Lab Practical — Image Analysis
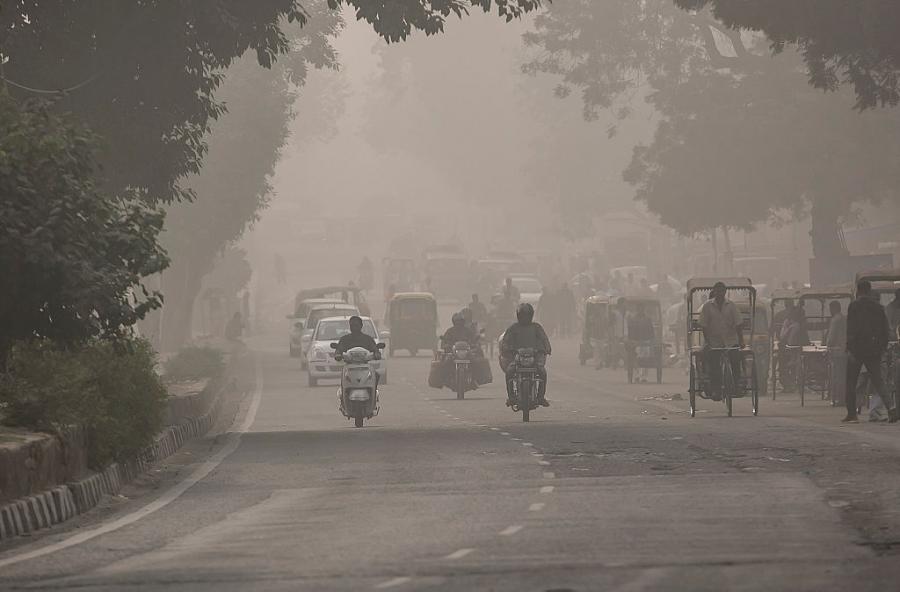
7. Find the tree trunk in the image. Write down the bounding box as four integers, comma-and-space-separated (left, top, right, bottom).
809, 196, 849, 260
159, 258, 203, 353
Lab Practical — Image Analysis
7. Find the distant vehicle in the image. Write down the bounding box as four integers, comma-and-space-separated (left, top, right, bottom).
506, 274, 543, 306
422, 245, 469, 302
299, 303, 360, 368
308, 316, 386, 389
289, 298, 344, 357
609, 266, 648, 283
386, 292, 438, 356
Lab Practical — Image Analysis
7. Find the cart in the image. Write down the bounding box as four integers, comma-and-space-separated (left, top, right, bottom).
687, 277, 759, 417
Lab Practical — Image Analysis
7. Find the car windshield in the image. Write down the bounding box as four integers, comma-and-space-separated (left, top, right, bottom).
306, 307, 357, 329
511, 277, 542, 293
314, 319, 378, 341
393, 299, 433, 320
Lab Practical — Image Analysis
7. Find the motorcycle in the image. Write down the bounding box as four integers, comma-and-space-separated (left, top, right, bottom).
508, 348, 544, 422
331, 343, 385, 428
449, 341, 475, 400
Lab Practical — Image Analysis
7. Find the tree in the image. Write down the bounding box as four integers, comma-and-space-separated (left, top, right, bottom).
524, 1, 900, 256
674, 1, 900, 110
0, 96, 167, 363
0, 1, 311, 205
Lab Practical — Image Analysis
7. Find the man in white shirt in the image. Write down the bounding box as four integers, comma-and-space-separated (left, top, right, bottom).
698, 282, 744, 400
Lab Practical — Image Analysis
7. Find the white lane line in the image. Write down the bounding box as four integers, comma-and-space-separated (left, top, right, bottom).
540, 485, 555, 494
588, 415, 597, 419
499, 525, 523, 536
476, 425, 488, 428
529, 503, 546, 512
511, 438, 523, 442
543, 472, 556, 479
522, 442, 533, 447
490, 427, 500, 431
376, 577, 412, 589
500, 432, 511, 436
0, 355, 265, 570
570, 410, 579, 414
531, 453, 543, 457
445, 548, 475, 560
538, 460, 550, 466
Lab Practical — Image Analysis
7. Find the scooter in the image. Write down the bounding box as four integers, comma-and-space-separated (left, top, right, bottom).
331, 343, 385, 428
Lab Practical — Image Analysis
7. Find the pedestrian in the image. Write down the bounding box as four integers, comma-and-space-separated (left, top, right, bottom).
843, 280, 892, 423
558, 282, 576, 337
826, 300, 847, 405
627, 303, 655, 382
538, 286, 558, 337
225, 312, 243, 341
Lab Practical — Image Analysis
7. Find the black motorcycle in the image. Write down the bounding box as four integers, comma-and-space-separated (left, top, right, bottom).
509, 348, 544, 422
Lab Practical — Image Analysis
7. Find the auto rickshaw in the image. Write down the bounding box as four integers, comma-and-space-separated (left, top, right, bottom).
793, 286, 852, 406
386, 292, 438, 357
623, 298, 664, 384
579, 295, 610, 367
686, 277, 760, 417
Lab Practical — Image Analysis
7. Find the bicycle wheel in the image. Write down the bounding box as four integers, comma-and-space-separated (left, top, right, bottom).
723, 355, 734, 417
799, 355, 805, 407
689, 358, 697, 418
751, 360, 760, 417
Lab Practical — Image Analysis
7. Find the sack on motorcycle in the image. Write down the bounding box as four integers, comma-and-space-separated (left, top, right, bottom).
473, 358, 493, 385
428, 360, 445, 389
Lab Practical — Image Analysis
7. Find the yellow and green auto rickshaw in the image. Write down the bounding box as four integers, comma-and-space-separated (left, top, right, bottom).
387, 292, 438, 357
579, 295, 610, 367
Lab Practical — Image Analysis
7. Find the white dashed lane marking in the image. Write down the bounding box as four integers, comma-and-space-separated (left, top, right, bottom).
445, 548, 475, 560
375, 577, 412, 589
543, 472, 556, 479
540, 485, 555, 494
500, 432, 511, 436
522, 442, 533, 447
529, 503, 546, 512
538, 460, 550, 466
499, 525, 524, 536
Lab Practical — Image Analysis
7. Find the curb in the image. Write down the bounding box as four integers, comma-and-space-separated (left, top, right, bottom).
0, 377, 232, 542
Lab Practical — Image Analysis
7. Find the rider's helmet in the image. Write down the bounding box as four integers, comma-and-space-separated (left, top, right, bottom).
451, 312, 465, 327
516, 303, 534, 323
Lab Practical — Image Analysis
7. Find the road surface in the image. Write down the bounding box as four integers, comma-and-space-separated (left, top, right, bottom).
3, 331, 900, 591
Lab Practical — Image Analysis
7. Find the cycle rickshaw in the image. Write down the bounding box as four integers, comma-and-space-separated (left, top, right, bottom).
687, 278, 760, 417
579, 295, 610, 367
769, 288, 800, 397
624, 298, 664, 384
794, 286, 852, 406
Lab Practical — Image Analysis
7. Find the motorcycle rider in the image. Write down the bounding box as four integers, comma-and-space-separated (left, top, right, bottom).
334, 316, 380, 359
467, 293, 488, 327
441, 312, 480, 350
500, 303, 552, 406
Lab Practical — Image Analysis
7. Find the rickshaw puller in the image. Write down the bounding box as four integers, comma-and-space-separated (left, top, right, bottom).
699, 282, 744, 400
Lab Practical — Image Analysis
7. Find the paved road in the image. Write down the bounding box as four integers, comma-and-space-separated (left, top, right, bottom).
3, 331, 900, 591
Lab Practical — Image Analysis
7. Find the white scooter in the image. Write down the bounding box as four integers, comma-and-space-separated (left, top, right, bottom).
331, 343, 385, 428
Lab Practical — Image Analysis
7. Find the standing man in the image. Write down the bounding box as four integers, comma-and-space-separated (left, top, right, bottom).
843, 280, 891, 423
627, 303, 655, 383
698, 282, 744, 401
826, 300, 847, 405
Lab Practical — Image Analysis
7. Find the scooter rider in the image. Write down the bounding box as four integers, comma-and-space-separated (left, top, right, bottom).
500, 303, 552, 406
334, 316, 380, 359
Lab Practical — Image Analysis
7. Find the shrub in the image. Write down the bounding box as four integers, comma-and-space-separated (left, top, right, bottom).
163, 346, 224, 382
0, 339, 167, 468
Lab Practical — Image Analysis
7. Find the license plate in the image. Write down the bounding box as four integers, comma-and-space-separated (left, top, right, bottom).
348, 389, 370, 401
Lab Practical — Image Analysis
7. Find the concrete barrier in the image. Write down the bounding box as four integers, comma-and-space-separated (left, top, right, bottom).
0, 373, 232, 542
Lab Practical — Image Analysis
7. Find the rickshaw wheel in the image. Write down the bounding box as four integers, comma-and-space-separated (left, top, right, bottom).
799, 356, 806, 407
751, 367, 760, 416
724, 361, 735, 417
627, 363, 634, 384
689, 362, 697, 418
656, 363, 663, 384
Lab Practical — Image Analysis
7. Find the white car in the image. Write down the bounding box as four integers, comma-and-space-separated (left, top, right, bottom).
507, 274, 543, 306
290, 298, 344, 357
299, 303, 359, 368
306, 316, 387, 387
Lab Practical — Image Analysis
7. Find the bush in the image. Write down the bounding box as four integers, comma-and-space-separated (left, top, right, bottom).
0, 339, 167, 468
163, 346, 225, 382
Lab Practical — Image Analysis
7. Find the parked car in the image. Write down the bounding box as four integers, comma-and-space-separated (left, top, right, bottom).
289, 298, 344, 357
306, 316, 386, 387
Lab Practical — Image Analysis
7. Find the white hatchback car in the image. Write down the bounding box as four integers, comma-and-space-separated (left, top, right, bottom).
306, 316, 387, 387
298, 303, 359, 368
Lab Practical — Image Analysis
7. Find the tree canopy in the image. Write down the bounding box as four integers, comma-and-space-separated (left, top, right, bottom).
674, 1, 900, 110
0, 96, 167, 361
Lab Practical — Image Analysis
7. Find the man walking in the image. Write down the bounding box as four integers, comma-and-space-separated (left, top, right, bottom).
843, 280, 892, 423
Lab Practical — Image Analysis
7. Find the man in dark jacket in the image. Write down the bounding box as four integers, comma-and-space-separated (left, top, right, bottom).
843, 280, 891, 423
334, 316, 380, 358
500, 303, 552, 406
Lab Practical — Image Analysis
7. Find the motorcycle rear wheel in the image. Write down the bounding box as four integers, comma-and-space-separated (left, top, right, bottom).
354, 416, 364, 428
